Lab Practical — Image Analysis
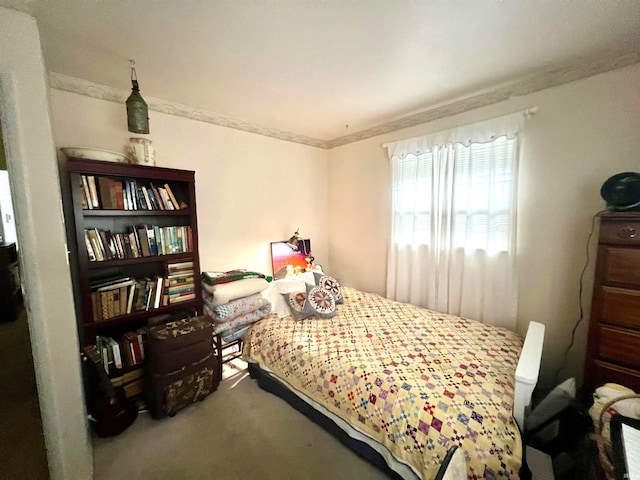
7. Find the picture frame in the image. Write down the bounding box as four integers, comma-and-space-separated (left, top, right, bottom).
270, 239, 311, 280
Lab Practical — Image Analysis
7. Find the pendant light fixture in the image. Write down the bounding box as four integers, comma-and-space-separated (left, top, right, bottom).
126, 59, 149, 134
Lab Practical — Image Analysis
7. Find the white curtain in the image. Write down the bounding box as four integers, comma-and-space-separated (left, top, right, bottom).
384, 109, 534, 330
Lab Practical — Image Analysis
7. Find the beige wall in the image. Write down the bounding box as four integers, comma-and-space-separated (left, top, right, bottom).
49, 90, 330, 276
0, 125, 6, 170
0, 7, 92, 480
329, 63, 640, 389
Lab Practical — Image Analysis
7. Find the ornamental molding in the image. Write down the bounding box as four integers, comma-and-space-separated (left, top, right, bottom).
49, 49, 639, 150
48, 73, 327, 149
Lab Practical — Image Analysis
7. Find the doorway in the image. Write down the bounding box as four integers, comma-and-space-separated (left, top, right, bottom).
0, 122, 49, 479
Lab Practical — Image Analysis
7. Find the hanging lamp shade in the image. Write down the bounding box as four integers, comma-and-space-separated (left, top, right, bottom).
126, 60, 149, 134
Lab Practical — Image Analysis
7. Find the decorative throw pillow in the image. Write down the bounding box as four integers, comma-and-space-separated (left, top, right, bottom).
281, 290, 312, 321
303, 283, 337, 319
313, 272, 343, 304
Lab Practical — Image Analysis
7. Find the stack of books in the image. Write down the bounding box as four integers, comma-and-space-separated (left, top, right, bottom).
165, 260, 195, 304
111, 368, 144, 400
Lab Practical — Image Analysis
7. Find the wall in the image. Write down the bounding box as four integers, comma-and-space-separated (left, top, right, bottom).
0, 7, 92, 480
328, 63, 640, 389
0, 125, 6, 169
49, 90, 330, 276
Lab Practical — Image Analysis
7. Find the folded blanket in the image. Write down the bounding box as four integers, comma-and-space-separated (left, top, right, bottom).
221, 325, 251, 343
204, 302, 272, 335
202, 269, 265, 286
203, 277, 269, 305
203, 292, 269, 322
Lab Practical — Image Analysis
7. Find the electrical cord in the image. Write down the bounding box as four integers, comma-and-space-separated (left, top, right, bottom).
553, 209, 609, 385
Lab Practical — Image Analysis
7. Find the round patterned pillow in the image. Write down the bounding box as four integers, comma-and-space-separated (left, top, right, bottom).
303, 284, 337, 318
282, 290, 311, 321
313, 272, 343, 304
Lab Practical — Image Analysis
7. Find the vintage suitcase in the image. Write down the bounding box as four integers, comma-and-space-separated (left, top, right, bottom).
145, 316, 219, 418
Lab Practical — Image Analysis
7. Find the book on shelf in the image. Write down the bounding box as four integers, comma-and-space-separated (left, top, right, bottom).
145, 224, 158, 256
153, 225, 163, 255
106, 337, 123, 369
97, 177, 113, 209
141, 185, 152, 210
95, 278, 134, 291
169, 291, 196, 304
126, 283, 137, 314
78, 176, 89, 209
168, 283, 195, 295
149, 183, 164, 210
168, 274, 195, 286
166, 260, 194, 273
157, 185, 174, 210
87, 175, 100, 209
137, 227, 151, 257
80, 175, 93, 209
124, 180, 134, 210
84, 234, 96, 262
153, 277, 164, 309
163, 183, 181, 210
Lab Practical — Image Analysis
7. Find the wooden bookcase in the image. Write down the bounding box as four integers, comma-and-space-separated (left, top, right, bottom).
63, 157, 203, 357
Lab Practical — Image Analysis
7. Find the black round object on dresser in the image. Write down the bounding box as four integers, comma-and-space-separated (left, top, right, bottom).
601, 172, 640, 211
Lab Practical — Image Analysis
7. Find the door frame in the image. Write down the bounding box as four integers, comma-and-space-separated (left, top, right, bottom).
0, 7, 92, 480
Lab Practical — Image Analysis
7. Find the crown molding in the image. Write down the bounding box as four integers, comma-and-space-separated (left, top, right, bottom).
49, 49, 639, 150
48, 73, 328, 149
325, 49, 640, 148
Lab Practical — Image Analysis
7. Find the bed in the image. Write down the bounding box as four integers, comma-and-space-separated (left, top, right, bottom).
243, 284, 544, 479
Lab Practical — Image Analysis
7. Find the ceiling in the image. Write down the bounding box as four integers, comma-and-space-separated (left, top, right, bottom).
2, 1, 640, 146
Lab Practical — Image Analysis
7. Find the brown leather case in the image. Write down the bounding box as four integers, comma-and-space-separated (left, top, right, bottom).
145, 316, 219, 418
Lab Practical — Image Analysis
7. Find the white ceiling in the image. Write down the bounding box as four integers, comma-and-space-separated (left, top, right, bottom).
3, 0, 640, 144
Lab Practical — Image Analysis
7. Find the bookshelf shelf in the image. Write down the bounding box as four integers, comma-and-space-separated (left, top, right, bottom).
82, 209, 193, 217
62, 156, 203, 401
83, 299, 200, 331
87, 252, 194, 269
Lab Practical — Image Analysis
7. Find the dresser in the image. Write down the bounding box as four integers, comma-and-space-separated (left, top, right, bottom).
584, 212, 640, 393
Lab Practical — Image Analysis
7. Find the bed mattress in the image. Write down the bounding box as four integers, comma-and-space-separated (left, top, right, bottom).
243, 286, 524, 479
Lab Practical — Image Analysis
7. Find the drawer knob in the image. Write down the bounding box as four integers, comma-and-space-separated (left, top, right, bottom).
618, 225, 637, 239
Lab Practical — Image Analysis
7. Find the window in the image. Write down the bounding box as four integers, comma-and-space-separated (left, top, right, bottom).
385, 110, 533, 328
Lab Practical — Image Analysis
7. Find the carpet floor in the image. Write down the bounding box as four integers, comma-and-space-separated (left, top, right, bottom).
93, 360, 393, 480
0, 308, 49, 480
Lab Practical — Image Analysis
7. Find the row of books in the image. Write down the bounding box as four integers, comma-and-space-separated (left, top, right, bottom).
95, 332, 145, 399
79, 174, 184, 211
89, 261, 196, 322
95, 329, 146, 374
85, 224, 192, 262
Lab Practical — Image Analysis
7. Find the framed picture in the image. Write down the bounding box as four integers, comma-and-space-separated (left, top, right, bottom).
270, 239, 311, 280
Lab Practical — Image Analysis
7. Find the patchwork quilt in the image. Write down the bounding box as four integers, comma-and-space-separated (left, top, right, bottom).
203, 294, 272, 336
244, 287, 524, 479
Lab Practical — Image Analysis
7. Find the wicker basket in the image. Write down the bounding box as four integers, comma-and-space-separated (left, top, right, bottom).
595, 393, 640, 480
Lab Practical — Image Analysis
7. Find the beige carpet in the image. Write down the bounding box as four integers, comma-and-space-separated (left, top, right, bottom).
93, 360, 392, 480
0, 309, 49, 480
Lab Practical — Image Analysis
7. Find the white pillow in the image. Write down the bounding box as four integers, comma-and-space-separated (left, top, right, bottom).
264, 272, 316, 318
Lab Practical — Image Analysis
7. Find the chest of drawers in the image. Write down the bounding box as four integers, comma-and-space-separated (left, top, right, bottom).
584, 213, 640, 393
